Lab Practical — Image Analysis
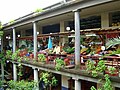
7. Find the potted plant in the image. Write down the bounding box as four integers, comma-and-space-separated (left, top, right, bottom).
55, 58, 65, 71
38, 54, 46, 63
86, 60, 106, 77
107, 66, 118, 76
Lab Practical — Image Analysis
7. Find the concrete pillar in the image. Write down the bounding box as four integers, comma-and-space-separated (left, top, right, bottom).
33, 68, 39, 90
12, 28, 16, 53
13, 63, 17, 81
33, 21, 38, 59
74, 10, 80, 68
75, 79, 81, 90
60, 21, 65, 46
101, 12, 109, 28
1, 36, 4, 81
61, 75, 69, 90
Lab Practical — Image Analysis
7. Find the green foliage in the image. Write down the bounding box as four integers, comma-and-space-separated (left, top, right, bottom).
40, 72, 58, 87
96, 60, 106, 72
9, 20, 15, 24
34, 8, 43, 13
0, 22, 2, 30
86, 60, 106, 77
108, 67, 116, 74
103, 74, 113, 90
91, 86, 97, 90
0, 51, 6, 65
17, 63, 23, 79
55, 58, 65, 71
86, 60, 95, 71
111, 49, 120, 55
23, 56, 29, 62
63, 47, 75, 54
106, 37, 120, 49
87, 60, 113, 90
0, 80, 4, 87
8, 80, 37, 90
6, 50, 12, 59
11, 50, 20, 60
38, 54, 46, 62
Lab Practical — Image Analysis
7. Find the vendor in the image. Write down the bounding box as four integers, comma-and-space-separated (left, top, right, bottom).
53, 43, 61, 54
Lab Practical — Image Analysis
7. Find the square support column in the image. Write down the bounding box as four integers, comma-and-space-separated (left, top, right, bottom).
74, 10, 80, 68
13, 63, 17, 81
101, 12, 109, 28
60, 21, 68, 46
73, 77, 81, 90
12, 27, 16, 53
61, 75, 69, 90
1, 37, 4, 81
33, 21, 38, 59
75, 79, 81, 90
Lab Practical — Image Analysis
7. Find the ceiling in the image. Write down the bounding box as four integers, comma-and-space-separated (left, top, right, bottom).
5, 0, 120, 32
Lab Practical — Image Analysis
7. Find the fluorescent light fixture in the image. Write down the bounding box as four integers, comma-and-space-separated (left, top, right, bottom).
68, 35, 75, 38
86, 34, 96, 37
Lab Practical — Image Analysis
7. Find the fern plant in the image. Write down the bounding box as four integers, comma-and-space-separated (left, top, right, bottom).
106, 37, 120, 49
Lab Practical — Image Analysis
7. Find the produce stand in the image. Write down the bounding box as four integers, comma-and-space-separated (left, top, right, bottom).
14, 26, 120, 76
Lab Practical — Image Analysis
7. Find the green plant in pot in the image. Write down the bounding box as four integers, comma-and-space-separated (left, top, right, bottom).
38, 54, 46, 63
86, 60, 106, 77
108, 66, 117, 75
55, 58, 65, 71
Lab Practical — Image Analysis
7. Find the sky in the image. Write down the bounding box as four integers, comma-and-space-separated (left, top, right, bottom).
0, 0, 62, 24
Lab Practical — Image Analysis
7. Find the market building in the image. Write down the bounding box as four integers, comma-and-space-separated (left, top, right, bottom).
1, 0, 120, 90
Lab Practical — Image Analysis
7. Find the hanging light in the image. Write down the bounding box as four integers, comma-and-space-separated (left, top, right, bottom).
66, 27, 70, 31
8, 36, 11, 39
17, 34, 20, 37
37, 32, 39, 35
6, 36, 8, 39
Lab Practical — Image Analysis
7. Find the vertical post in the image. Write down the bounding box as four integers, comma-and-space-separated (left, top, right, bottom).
1, 36, 4, 81
13, 27, 16, 53
34, 68, 39, 90
33, 21, 37, 59
1, 36, 3, 51
13, 63, 17, 81
74, 9, 80, 68
75, 79, 81, 90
